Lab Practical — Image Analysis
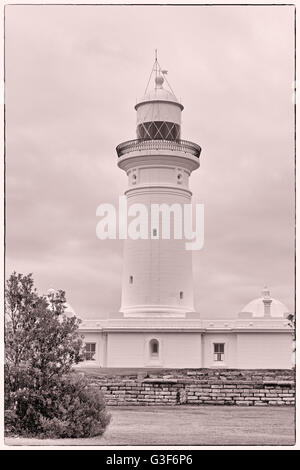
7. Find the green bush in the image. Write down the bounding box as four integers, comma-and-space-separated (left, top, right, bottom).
39, 374, 111, 438
5, 273, 111, 439
5, 371, 111, 438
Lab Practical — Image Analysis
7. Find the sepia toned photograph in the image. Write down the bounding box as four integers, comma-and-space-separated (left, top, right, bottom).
3, 2, 296, 449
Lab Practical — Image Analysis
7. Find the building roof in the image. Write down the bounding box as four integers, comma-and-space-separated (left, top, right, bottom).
78, 317, 292, 333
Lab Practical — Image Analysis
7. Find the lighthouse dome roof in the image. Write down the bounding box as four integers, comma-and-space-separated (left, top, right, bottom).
135, 75, 183, 110
240, 288, 289, 318
142, 87, 179, 104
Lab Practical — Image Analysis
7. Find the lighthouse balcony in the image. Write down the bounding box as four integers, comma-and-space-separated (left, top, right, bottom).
116, 138, 201, 159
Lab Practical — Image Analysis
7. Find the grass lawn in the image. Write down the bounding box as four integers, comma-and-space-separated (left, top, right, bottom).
5, 405, 295, 446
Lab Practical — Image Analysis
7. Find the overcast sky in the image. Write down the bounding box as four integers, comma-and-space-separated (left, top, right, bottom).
5, 4, 295, 318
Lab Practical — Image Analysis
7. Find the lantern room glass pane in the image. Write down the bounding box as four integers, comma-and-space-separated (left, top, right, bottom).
137, 121, 180, 141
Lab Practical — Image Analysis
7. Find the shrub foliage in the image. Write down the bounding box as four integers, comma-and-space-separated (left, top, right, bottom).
5, 272, 110, 438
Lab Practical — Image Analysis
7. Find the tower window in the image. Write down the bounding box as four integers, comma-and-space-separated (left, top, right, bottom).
214, 343, 225, 362
152, 228, 157, 237
84, 342, 96, 361
150, 339, 159, 357
129, 275, 133, 284
180, 291, 184, 299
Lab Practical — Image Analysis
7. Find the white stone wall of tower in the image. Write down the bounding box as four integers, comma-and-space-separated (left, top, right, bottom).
120, 187, 195, 316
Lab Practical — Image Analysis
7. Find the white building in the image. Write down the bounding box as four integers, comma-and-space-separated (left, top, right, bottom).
78, 62, 293, 370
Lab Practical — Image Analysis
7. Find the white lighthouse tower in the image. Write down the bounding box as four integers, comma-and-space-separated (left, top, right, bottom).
117, 57, 201, 319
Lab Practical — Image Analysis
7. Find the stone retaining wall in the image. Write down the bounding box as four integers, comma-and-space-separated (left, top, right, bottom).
86, 369, 295, 406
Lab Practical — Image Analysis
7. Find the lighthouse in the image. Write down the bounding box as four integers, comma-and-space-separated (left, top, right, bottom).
117, 57, 201, 319
79, 58, 293, 369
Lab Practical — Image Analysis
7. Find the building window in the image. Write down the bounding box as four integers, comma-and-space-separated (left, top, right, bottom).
214, 343, 225, 362
129, 275, 133, 284
150, 339, 159, 357
152, 228, 157, 237
85, 342, 96, 361
180, 291, 184, 299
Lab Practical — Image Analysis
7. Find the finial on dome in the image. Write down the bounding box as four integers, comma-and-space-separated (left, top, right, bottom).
262, 286, 272, 317
262, 286, 271, 299
155, 75, 164, 88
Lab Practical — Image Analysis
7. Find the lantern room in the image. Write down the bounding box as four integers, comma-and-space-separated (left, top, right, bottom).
135, 72, 184, 141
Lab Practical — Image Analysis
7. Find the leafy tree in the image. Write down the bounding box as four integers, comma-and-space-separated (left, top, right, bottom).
5, 272, 110, 437
5, 273, 83, 373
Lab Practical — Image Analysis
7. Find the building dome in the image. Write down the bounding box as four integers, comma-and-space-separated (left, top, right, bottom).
240, 287, 289, 318
136, 87, 182, 108
64, 302, 77, 318
47, 288, 77, 318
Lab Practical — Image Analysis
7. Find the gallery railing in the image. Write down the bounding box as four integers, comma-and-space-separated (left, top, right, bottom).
116, 139, 201, 158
